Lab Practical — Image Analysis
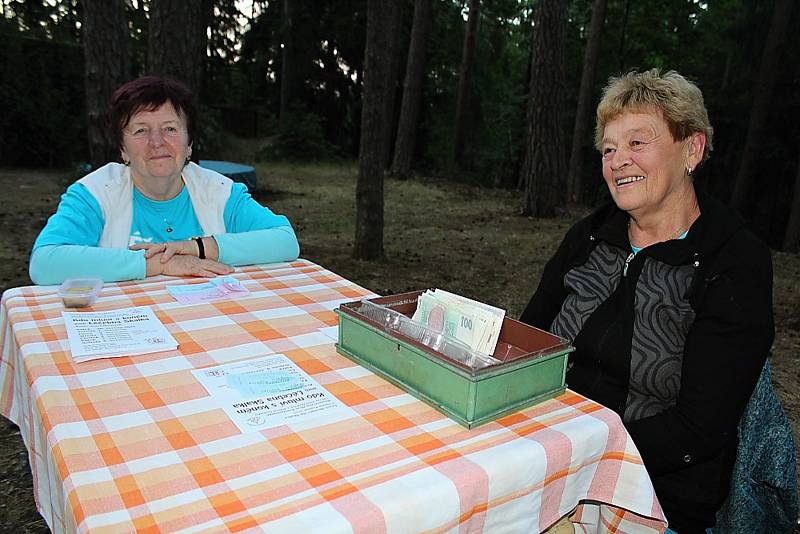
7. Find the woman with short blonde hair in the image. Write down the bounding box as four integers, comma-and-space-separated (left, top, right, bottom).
522, 69, 773, 533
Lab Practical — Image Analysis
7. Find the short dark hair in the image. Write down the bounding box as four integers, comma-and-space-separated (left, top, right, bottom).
109, 76, 197, 152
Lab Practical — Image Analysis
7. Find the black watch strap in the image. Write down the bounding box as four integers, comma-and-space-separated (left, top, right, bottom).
193, 236, 206, 259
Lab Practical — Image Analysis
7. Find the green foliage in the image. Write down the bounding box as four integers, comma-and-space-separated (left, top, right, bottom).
0, 29, 86, 166
234, 0, 366, 155
7, 0, 82, 42
416, 0, 473, 173
418, 0, 531, 183
256, 107, 338, 162
2, 0, 799, 245
193, 105, 225, 160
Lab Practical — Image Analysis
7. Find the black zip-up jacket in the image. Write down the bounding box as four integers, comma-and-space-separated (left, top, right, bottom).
520, 193, 774, 533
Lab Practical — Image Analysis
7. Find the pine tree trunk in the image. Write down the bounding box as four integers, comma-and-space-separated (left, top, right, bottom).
82, 0, 130, 169
452, 0, 480, 169
617, 0, 630, 71
783, 146, 800, 253
391, 0, 432, 180
520, 0, 567, 217
730, 0, 792, 212
354, 0, 396, 260
279, 0, 294, 128
147, 0, 206, 97
380, 3, 404, 169
567, 0, 606, 204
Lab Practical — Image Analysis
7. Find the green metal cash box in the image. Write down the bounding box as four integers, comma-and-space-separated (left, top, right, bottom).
335, 291, 573, 428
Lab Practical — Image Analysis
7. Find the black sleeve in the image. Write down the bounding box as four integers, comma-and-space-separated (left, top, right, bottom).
625, 232, 774, 475
519, 218, 591, 330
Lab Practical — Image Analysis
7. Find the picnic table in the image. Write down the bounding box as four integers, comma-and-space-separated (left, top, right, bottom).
199, 160, 257, 191
0, 260, 667, 533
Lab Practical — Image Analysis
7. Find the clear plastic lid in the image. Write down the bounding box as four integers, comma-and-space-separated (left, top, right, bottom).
356, 300, 501, 370
58, 278, 103, 308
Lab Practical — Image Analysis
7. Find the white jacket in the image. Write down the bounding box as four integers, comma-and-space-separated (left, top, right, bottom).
78, 162, 232, 248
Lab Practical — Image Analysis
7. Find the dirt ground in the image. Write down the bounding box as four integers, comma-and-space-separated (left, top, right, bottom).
0, 163, 798, 532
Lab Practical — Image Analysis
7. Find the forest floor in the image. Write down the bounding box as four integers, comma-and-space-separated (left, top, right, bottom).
0, 151, 798, 531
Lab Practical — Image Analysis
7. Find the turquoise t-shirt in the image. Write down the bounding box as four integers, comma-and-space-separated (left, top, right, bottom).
128, 186, 204, 245
630, 229, 689, 254
30, 182, 299, 284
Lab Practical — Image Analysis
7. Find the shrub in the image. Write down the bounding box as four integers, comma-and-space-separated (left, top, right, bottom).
256, 107, 337, 162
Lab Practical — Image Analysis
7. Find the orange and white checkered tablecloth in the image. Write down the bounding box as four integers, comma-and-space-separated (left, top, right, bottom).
0, 260, 667, 533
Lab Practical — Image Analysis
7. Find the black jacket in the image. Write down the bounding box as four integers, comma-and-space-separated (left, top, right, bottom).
520, 193, 774, 533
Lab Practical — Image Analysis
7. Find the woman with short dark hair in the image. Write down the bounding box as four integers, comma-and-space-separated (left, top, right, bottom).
30, 76, 299, 284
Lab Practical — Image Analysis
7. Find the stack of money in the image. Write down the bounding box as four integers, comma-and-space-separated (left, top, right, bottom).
411, 289, 505, 356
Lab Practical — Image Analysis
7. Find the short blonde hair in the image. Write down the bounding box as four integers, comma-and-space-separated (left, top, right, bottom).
595, 69, 714, 164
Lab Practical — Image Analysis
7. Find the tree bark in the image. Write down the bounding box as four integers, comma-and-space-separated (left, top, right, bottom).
617, 0, 630, 71
730, 0, 793, 212
82, 0, 130, 169
279, 0, 295, 128
783, 144, 800, 253
147, 0, 206, 97
354, 0, 397, 260
391, 0, 432, 180
519, 0, 567, 217
567, 0, 606, 204
452, 0, 480, 169
380, 3, 404, 170
138, 0, 147, 25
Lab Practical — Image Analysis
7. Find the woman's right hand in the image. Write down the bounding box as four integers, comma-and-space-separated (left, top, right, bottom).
146, 252, 233, 278
132, 237, 219, 263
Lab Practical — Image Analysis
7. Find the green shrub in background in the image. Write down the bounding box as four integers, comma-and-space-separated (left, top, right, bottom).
255, 110, 278, 139
193, 105, 225, 160
0, 30, 87, 167
256, 106, 338, 162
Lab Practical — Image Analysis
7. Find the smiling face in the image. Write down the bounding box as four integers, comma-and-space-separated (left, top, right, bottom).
600, 110, 704, 218
120, 101, 190, 195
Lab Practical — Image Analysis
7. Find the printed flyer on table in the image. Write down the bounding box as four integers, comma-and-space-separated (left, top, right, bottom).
192, 353, 356, 432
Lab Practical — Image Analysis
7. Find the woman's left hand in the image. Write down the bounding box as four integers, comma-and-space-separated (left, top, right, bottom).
131, 240, 197, 263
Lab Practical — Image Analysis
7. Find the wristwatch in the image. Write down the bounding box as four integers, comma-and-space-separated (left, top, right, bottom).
192, 236, 206, 259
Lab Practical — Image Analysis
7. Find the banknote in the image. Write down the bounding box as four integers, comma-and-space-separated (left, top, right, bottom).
413, 292, 478, 348
412, 290, 505, 355
429, 289, 505, 354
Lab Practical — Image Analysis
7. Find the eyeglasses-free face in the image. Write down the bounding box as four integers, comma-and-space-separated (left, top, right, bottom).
600, 110, 703, 219
124, 124, 186, 142
120, 102, 191, 197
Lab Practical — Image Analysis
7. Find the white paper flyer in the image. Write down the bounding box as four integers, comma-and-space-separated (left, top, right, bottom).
62, 306, 178, 363
192, 354, 356, 432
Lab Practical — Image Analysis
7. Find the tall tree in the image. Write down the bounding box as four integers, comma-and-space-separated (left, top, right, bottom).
729, 0, 793, 212
783, 144, 800, 253
148, 0, 206, 97
82, 0, 130, 168
519, 0, 567, 217
567, 0, 607, 204
391, 0, 432, 179
380, 3, 405, 169
354, 0, 398, 260
616, 0, 630, 71
452, 0, 480, 169
279, 0, 295, 127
